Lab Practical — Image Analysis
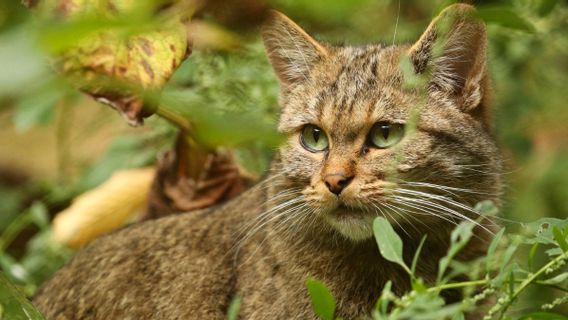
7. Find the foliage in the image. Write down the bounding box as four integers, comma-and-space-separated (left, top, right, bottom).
0, 271, 45, 320
307, 212, 568, 319
307, 278, 337, 320
0, 0, 567, 319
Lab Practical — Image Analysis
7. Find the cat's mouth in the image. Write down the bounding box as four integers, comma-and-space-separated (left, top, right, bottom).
330, 203, 370, 219
323, 203, 376, 241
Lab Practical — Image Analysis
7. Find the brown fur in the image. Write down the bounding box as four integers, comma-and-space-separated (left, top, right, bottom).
34, 4, 502, 319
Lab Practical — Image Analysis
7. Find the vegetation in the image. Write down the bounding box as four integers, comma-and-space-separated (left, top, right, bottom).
0, 0, 567, 319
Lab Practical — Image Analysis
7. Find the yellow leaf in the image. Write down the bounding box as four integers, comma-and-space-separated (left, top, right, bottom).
53, 167, 155, 248
36, 0, 190, 125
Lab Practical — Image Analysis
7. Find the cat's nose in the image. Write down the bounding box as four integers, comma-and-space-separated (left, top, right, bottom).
324, 174, 353, 195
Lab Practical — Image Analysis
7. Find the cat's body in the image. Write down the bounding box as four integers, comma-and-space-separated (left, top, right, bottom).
34, 4, 502, 319
33, 177, 492, 319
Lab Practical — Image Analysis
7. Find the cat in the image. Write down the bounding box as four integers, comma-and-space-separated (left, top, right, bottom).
33, 4, 502, 319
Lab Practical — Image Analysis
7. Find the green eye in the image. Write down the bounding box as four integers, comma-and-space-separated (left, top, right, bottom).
300, 124, 329, 152
369, 122, 404, 148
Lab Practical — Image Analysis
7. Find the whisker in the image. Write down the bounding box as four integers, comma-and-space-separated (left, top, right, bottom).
391, 195, 494, 235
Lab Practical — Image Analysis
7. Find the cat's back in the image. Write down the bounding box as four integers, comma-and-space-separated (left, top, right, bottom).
33, 187, 263, 319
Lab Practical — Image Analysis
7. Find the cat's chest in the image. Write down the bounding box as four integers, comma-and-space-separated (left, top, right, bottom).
234, 241, 396, 319
237, 268, 377, 320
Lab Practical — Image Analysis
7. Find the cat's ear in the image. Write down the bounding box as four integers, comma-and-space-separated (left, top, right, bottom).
409, 4, 490, 123
262, 11, 328, 89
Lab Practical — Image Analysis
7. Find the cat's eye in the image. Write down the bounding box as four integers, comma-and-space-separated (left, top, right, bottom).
300, 124, 329, 152
369, 122, 404, 149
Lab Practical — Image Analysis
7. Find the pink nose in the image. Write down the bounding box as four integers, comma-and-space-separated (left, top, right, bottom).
324, 174, 353, 195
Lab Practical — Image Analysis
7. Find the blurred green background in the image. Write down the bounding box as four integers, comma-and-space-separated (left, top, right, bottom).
0, 0, 567, 317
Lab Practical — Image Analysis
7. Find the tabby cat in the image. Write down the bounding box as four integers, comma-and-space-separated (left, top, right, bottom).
34, 4, 502, 319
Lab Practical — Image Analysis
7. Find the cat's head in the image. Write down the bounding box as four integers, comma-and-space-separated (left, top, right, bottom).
262, 4, 501, 241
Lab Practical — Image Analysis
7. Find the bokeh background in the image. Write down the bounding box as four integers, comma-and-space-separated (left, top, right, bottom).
0, 0, 567, 317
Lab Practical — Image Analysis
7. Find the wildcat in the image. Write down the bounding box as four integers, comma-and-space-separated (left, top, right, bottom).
34, 4, 502, 319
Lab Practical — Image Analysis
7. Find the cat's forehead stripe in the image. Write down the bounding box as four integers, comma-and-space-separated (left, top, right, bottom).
307, 46, 410, 133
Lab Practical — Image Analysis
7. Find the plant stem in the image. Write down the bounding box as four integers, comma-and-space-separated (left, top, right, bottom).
498, 250, 568, 316
155, 106, 192, 132
427, 279, 488, 293
0, 212, 32, 252
427, 277, 568, 294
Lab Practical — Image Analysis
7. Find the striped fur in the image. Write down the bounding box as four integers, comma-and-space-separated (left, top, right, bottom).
34, 5, 502, 319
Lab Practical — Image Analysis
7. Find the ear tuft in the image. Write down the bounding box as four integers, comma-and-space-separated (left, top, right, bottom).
409, 4, 490, 120
262, 11, 328, 89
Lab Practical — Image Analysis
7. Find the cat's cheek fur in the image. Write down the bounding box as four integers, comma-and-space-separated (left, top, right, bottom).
279, 138, 323, 181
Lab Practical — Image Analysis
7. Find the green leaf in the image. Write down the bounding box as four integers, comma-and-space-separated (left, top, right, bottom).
226, 295, 241, 320
306, 278, 336, 320
0, 271, 45, 320
518, 312, 568, 320
528, 241, 539, 271
411, 277, 427, 293
508, 269, 515, 296
160, 89, 282, 147
474, 200, 499, 217
438, 222, 474, 282
373, 217, 410, 274
411, 235, 427, 278
375, 280, 392, 315
541, 273, 568, 285
536, 0, 559, 16
525, 218, 568, 247
492, 241, 519, 287
476, 7, 536, 33
486, 228, 505, 272
0, 28, 48, 97
29, 202, 49, 229
13, 87, 60, 132
552, 226, 568, 252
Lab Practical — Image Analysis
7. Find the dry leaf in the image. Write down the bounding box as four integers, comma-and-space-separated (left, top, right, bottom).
141, 133, 255, 220
188, 20, 241, 51
36, 0, 190, 126
199, 0, 270, 30
53, 167, 155, 248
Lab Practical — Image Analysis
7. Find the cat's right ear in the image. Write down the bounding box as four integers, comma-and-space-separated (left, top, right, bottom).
262, 11, 328, 89
409, 4, 491, 125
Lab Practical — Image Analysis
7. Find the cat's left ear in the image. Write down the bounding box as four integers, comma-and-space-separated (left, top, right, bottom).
409, 4, 490, 125
262, 11, 328, 90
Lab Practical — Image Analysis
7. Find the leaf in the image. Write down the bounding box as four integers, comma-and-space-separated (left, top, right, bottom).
141, 134, 255, 220
0, 271, 45, 320
12, 88, 59, 132
528, 241, 539, 271
508, 269, 515, 296
35, 0, 190, 126
525, 218, 568, 246
474, 200, 499, 217
0, 255, 30, 284
552, 226, 568, 252
29, 202, 49, 229
411, 235, 427, 278
486, 228, 505, 272
518, 312, 568, 320
373, 217, 410, 274
438, 222, 474, 282
476, 7, 536, 33
536, 0, 559, 16
160, 89, 282, 147
375, 280, 393, 315
541, 273, 568, 285
492, 242, 520, 287
226, 295, 241, 320
306, 278, 336, 320
0, 28, 48, 98
53, 167, 155, 248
